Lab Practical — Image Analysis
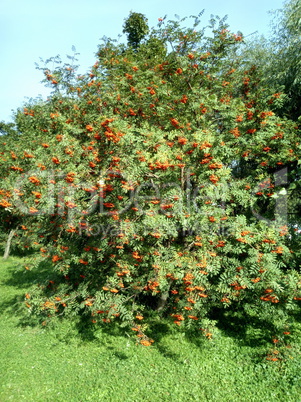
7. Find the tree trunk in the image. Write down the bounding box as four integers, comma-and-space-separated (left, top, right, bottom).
3, 229, 15, 259
156, 290, 169, 311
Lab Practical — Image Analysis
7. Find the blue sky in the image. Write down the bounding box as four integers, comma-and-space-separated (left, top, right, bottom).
1, 0, 285, 123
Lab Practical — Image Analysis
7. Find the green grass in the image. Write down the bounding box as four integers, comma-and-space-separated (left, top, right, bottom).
0, 256, 301, 401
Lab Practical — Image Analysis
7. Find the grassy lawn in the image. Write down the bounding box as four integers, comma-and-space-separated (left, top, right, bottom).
0, 256, 301, 401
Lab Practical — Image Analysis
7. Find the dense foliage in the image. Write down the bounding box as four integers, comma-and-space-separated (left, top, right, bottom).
1, 11, 300, 344
243, 0, 301, 121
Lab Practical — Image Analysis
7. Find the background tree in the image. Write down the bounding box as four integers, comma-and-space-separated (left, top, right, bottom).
241, 0, 301, 121
270, 0, 301, 121
122, 12, 149, 50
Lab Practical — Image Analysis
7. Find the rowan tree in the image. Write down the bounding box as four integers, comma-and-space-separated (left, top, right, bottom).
1, 12, 300, 344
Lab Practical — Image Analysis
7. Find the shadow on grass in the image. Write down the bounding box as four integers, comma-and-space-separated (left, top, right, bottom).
0, 257, 63, 328
209, 307, 288, 347
1, 259, 58, 290
1, 256, 300, 360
